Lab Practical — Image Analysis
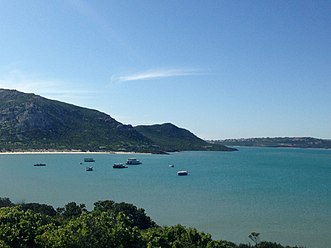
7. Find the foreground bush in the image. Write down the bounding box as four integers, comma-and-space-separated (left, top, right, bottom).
0, 198, 302, 248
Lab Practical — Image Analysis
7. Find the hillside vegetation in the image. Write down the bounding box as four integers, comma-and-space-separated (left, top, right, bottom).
0, 89, 235, 153
0, 89, 152, 152
135, 123, 236, 152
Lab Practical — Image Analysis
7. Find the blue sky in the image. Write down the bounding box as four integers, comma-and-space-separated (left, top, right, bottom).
0, 0, 330, 139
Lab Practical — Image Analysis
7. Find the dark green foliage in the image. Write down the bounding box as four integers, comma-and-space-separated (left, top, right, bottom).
143, 224, 217, 248
93, 199, 116, 211
238, 239, 304, 248
57, 202, 87, 219
255, 241, 303, 248
0, 197, 301, 248
142, 224, 238, 248
36, 212, 146, 248
20, 203, 57, 217
0, 206, 51, 248
94, 200, 157, 229
0, 197, 13, 208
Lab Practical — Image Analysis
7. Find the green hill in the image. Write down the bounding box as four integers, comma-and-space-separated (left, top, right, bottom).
0, 89, 235, 153
135, 123, 237, 152
0, 89, 152, 152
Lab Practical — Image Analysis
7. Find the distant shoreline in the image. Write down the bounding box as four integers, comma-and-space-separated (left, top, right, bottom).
211, 137, 331, 149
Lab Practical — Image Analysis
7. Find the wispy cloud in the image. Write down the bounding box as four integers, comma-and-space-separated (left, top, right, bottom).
0, 67, 102, 104
0, 68, 57, 93
111, 68, 208, 83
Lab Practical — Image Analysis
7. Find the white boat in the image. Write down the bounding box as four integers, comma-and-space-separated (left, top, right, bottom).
169, 164, 174, 168
126, 158, 142, 165
86, 166, 93, 171
177, 170, 188, 176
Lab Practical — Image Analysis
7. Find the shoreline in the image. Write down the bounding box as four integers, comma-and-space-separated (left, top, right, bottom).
0, 150, 151, 155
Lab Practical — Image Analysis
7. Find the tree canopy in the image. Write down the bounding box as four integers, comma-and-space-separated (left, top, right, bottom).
0, 198, 302, 248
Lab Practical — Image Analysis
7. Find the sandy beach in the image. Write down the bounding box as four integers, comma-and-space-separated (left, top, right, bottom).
0, 150, 150, 155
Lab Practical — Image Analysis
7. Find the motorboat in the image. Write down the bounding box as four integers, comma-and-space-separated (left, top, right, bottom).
34, 163, 46, 167
86, 166, 93, 171
126, 158, 142, 165
84, 158, 95, 162
169, 164, 174, 168
113, 163, 128, 169
177, 170, 188, 176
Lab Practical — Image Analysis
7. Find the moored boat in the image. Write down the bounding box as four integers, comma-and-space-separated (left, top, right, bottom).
177, 170, 188, 176
126, 158, 142, 165
34, 163, 46, 167
113, 163, 128, 169
84, 158, 95, 162
86, 166, 93, 171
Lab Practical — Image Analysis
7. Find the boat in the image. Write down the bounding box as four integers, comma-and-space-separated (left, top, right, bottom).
177, 170, 188, 176
34, 163, 46, 167
169, 164, 174, 168
113, 163, 128, 169
86, 166, 93, 171
84, 158, 95, 162
126, 158, 142, 165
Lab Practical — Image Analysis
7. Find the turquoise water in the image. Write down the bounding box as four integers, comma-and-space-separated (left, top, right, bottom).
0, 147, 330, 247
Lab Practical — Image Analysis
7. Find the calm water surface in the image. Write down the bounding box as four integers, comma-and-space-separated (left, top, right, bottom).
1, 147, 330, 248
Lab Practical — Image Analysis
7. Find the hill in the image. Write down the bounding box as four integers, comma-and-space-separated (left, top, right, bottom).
135, 123, 236, 152
212, 137, 331, 149
0, 89, 153, 152
0, 89, 235, 153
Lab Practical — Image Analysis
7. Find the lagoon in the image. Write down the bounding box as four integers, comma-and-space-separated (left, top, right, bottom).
1, 147, 330, 248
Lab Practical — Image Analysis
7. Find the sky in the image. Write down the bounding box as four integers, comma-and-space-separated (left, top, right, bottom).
0, 0, 330, 140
